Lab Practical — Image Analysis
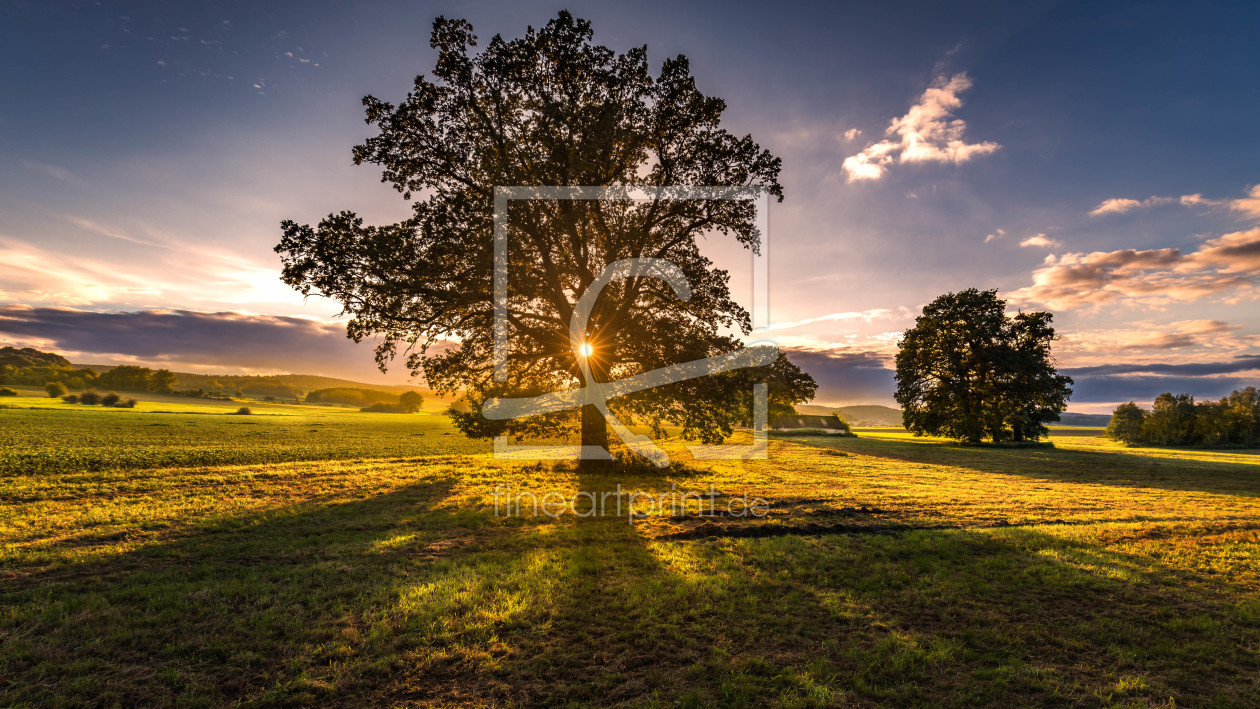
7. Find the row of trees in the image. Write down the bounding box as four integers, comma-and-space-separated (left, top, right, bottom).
1107, 388, 1260, 447
0, 349, 177, 394
361, 392, 424, 414
306, 387, 399, 407
95, 365, 177, 393
62, 390, 138, 408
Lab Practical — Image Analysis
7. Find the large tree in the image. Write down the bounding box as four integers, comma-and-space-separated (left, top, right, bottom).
894, 289, 1072, 443
276, 12, 815, 457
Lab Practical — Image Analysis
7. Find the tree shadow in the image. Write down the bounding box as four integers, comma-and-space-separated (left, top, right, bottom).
5, 465, 1259, 707
799, 434, 1260, 498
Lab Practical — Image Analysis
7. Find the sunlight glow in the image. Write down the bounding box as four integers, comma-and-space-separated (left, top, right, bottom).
578, 342, 594, 358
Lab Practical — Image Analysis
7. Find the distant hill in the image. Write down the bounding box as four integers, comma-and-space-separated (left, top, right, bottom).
797, 404, 904, 427
1, 346, 72, 369
72, 363, 445, 400
1053, 412, 1111, 427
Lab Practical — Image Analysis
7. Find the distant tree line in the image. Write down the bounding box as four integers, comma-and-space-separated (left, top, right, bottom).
306, 387, 398, 407
360, 391, 423, 414
0, 348, 177, 393
1107, 388, 1260, 447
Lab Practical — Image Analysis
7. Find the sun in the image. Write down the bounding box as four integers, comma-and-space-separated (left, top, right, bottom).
578, 342, 594, 358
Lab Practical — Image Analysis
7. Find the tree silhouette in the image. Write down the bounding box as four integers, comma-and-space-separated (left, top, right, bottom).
895, 289, 1072, 443
276, 12, 815, 456
399, 391, 423, 414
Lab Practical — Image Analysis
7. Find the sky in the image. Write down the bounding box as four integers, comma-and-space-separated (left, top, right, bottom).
2, 0, 1259, 412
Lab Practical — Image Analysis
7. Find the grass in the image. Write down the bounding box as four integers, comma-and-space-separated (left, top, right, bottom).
0, 390, 484, 476
1, 402, 1258, 706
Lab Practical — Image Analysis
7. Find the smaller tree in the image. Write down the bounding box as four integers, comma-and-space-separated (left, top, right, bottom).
45, 381, 68, 398
1105, 402, 1147, 445
399, 391, 423, 413
101, 392, 121, 407
78, 391, 101, 405
894, 289, 1072, 443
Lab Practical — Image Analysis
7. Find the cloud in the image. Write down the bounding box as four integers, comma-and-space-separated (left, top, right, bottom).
0, 233, 304, 312
20, 160, 81, 184
760, 308, 899, 332
1019, 234, 1060, 248
781, 348, 897, 406
843, 128, 861, 141
1065, 354, 1260, 378
1089, 198, 1147, 216
65, 216, 169, 248
1088, 184, 1260, 219
1006, 228, 1260, 309
984, 228, 1006, 243
842, 73, 1000, 182
1065, 373, 1256, 404
1232, 185, 1260, 220
1059, 320, 1244, 356
0, 306, 428, 383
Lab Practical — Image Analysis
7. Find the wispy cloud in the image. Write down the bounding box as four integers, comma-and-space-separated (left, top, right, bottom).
65, 216, 170, 248
20, 160, 81, 184
0, 233, 304, 311
842, 73, 1000, 182
984, 228, 1006, 243
760, 308, 900, 332
0, 305, 409, 382
1088, 184, 1260, 219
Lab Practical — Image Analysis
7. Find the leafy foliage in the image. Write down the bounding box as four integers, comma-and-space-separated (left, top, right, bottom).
276, 12, 815, 453
0, 346, 71, 369
1107, 387, 1259, 447
399, 391, 423, 413
895, 289, 1072, 443
305, 387, 398, 407
96, 365, 176, 393
0, 346, 98, 390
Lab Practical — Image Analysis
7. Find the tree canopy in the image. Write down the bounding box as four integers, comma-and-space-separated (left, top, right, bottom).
1107, 388, 1259, 447
894, 288, 1072, 443
276, 12, 816, 454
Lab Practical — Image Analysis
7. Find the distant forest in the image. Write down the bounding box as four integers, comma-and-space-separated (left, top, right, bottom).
0, 346, 436, 401
1107, 388, 1259, 447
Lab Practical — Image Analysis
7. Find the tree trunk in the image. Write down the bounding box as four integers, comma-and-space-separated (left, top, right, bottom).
581, 404, 608, 451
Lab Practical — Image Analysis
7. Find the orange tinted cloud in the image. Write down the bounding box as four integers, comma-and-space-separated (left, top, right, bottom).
1007, 229, 1260, 309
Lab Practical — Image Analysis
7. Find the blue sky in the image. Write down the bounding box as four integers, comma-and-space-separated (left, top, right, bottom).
2, 0, 1258, 410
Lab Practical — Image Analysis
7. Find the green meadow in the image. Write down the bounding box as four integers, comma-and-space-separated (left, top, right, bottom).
2, 393, 1258, 707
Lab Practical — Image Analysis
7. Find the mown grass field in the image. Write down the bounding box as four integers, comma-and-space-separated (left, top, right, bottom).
1, 394, 1258, 707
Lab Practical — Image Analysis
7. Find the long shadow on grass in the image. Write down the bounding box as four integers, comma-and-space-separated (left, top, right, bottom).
799, 435, 1260, 497
458, 508, 1260, 706
5, 465, 1258, 707
0, 475, 472, 706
